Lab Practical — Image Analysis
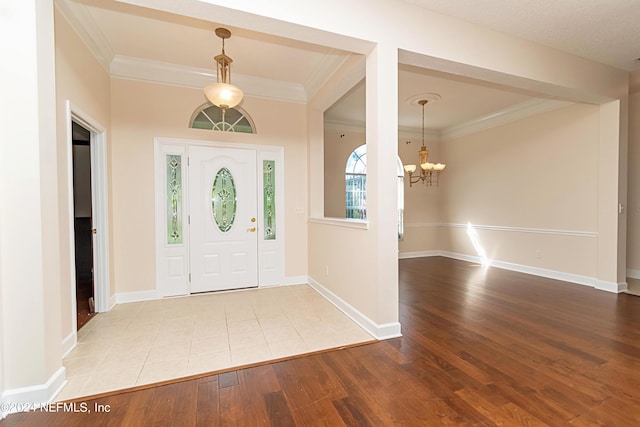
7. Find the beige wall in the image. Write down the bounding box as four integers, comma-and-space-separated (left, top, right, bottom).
398, 132, 443, 254
54, 9, 112, 342
439, 103, 600, 277
110, 78, 308, 294
323, 125, 443, 253
626, 87, 640, 274
323, 128, 364, 218
309, 44, 400, 330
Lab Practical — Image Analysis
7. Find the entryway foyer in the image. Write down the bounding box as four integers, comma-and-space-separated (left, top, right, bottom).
57, 284, 373, 401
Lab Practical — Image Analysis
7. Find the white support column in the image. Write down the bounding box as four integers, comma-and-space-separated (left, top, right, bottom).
596, 100, 628, 292
0, 0, 64, 409
308, 109, 325, 218
366, 42, 400, 330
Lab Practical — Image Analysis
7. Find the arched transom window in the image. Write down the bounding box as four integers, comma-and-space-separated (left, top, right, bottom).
189, 103, 256, 133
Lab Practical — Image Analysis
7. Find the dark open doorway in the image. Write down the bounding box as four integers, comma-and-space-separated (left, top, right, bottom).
72, 121, 96, 329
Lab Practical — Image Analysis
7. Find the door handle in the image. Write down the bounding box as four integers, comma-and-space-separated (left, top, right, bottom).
247, 227, 256, 232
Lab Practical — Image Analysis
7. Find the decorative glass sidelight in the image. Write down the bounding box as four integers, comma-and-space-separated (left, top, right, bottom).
212, 167, 237, 232
263, 160, 276, 240
166, 155, 183, 244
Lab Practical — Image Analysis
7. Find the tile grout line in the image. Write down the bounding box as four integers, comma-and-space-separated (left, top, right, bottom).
60, 284, 372, 401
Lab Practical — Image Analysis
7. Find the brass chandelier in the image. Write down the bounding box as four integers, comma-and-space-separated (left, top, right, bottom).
204, 28, 244, 110
403, 98, 446, 187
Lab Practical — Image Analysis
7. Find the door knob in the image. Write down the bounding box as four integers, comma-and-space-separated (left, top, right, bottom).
247, 227, 257, 232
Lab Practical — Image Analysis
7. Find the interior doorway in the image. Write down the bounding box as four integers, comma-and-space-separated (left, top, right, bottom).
65, 101, 110, 345
72, 121, 95, 329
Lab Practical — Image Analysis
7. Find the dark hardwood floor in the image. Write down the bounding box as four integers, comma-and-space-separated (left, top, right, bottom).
76, 278, 96, 330
3, 257, 640, 426
74, 217, 95, 330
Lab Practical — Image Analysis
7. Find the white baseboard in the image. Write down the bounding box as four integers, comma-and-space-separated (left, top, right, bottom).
440, 250, 599, 287
266, 275, 308, 286
116, 278, 308, 306
114, 290, 159, 305
626, 268, 640, 280
307, 276, 401, 340
595, 280, 628, 293
1, 367, 66, 417
61, 331, 77, 358
492, 259, 597, 288
412, 250, 627, 294
434, 251, 480, 265
398, 250, 440, 259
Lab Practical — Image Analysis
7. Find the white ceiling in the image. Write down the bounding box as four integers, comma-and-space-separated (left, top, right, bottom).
60, 0, 637, 133
405, 0, 640, 72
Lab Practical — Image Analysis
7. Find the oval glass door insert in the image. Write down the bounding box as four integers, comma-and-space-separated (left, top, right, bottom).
211, 167, 237, 232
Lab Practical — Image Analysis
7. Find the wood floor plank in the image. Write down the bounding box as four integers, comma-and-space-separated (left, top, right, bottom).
271, 355, 348, 411
169, 380, 198, 427
4, 257, 640, 426
331, 396, 372, 427
320, 348, 449, 425
263, 391, 295, 427
217, 371, 238, 389
195, 377, 220, 426
454, 388, 530, 427
142, 384, 179, 426
218, 381, 245, 426
289, 397, 348, 426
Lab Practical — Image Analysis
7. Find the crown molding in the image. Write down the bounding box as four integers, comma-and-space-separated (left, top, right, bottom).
57, 1, 573, 123
324, 120, 440, 140
110, 55, 212, 89
305, 53, 352, 101
398, 125, 440, 140
57, 0, 307, 103
441, 99, 571, 141
55, 0, 114, 73
324, 119, 365, 133
110, 55, 307, 103
326, 99, 569, 141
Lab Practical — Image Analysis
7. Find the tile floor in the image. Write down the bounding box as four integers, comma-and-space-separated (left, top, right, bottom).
56, 284, 374, 401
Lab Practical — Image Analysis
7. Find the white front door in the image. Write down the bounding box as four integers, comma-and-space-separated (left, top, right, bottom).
189, 145, 258, 292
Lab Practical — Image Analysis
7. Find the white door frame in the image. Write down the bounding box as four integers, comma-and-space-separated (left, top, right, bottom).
65, 101, 111, 335
154, 137, 285, 297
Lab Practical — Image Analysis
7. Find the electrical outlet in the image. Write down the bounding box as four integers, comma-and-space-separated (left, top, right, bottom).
535, 250, 541, 259
325, 266, 329, 276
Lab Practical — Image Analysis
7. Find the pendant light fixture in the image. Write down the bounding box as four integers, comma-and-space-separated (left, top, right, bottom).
204, 28, 244, 109
403, 96, 446, 187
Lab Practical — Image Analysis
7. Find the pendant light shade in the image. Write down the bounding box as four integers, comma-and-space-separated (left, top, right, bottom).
204, 82, 243, 109
205, 28, 243, 109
